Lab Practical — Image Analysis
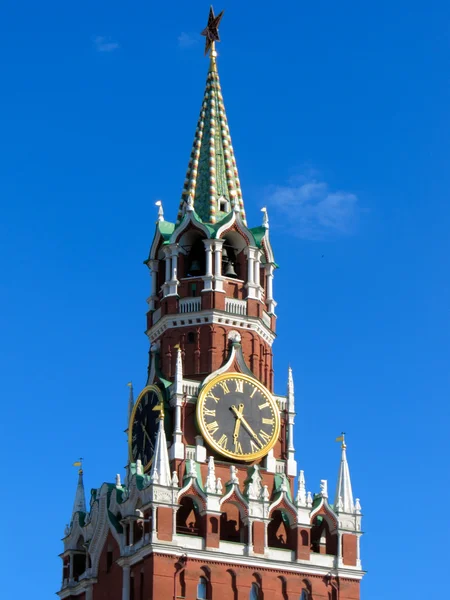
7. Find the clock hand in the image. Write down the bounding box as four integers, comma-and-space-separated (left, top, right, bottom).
141, 422, 153, 445
230, 405, 262, 447
231, 403, 244, 442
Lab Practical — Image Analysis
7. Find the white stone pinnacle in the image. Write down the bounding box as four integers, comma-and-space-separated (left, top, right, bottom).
72, 468, 87, 516
320, 479, 328, 498
155, 200, 164, 221
206, 456, 217, 493
174, 346, 183, 394
296, 470, 306, 506
334, 441, 354, 514
149, 416, 171, 486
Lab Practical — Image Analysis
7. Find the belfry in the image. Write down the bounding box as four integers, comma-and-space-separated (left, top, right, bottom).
59, 9, 364, 600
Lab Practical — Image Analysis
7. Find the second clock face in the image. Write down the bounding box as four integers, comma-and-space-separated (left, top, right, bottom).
197, 372, 280, 461
128, 384, 164, 472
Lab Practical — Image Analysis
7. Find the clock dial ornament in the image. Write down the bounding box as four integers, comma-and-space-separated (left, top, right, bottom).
128, 384, 165, 472
197, 373, 280, 461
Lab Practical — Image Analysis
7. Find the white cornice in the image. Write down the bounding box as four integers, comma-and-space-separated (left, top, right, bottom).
116, 542, 365, 580
147, 309, 276, 346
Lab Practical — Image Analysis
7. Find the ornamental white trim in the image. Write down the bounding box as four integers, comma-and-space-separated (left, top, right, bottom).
147, 309, 275, 346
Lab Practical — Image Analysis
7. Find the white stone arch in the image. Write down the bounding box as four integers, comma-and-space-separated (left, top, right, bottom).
169, 212, 212, 245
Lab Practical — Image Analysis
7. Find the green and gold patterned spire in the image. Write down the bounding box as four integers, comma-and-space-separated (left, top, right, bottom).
177, 9, 245, 225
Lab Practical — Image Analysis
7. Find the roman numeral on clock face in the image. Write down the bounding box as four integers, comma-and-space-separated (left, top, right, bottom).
217, 434, 228, 449
250, 440, 260, 453
234, 440, 243, 454
262, 417, 274, 425
259, 430, 271, 443
234, 379, 244, 393
203, 408, 216, 417
206, 421, 219, 435
206, 391, 220, 403
219, 381, 230, 394
258, 401, 270, 410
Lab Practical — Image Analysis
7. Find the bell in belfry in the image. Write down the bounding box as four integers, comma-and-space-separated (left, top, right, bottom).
224, 260, 238, 278
189, 259, 202, 276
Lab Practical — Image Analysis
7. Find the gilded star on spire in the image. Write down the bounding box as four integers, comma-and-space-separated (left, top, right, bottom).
201, 6, 224, 56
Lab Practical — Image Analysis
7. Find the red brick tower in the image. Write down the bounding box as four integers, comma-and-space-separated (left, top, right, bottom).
59, 9, 364, 600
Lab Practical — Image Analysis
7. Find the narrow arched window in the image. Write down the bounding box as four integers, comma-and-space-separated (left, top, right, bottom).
250, 582, 260, 600
300, 590, 309, 600
197, 576, 208, 599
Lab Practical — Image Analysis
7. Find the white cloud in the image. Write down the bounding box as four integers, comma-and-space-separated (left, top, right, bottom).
178, 32, 198, 49
265, 174, 358, 239
94, 36, 120, 53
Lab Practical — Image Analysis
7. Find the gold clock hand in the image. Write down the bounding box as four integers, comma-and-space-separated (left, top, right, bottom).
141, 422, 152, 445
231, 405, 262, 447
231, 403, 244, 441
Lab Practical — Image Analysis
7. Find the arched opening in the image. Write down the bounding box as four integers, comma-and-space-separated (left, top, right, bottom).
310, 516, 337, 555
278, 576, 288, 600
176, 497, 202, 536
72, 536, 86, 581
210, 516, 218, 534
301, 530, 309, 547
179, 231, 207, 278
250, 575, 263, 600
300, 579, 312, 600
221, 232, 247, 280
197, 576, 208, 599
227, 569, 238, 600
268, 510, 292, 549
187, 331, 195, 344
220, 503, 248, 543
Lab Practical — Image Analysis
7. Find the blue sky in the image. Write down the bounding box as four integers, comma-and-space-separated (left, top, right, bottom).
1, 0, 449, 597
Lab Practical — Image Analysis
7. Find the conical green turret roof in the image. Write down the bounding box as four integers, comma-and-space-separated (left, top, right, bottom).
177, 48, 246, 225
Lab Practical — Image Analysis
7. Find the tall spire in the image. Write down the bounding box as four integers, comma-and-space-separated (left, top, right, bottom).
127, 381, 134, 426
177, 9, 245, 225
334, 435, 354, 513
150, 407, 172, 486
72, 467, 86, 516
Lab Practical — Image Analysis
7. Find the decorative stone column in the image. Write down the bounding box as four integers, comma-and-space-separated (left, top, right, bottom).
265, 263, 276, 314
213, 239, 225, 292
162, 247, 171, 297
244, 247, 259, 299
169, 346, 184, 460
166, 243, 179, 297
122, 565, 130, 600
147, 259, 159, 310
254, 250, 262, 300
69, 553, 74, 582
202, 239, 214, 292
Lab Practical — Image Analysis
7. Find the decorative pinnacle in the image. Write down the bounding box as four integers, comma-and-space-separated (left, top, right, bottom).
72, 457, 83, 475
155, 200, 164, 222
336, 431, 346, 448
201, 6, 224, 56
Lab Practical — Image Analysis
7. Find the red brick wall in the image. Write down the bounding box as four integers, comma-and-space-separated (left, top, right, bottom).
93, 533, 122, 600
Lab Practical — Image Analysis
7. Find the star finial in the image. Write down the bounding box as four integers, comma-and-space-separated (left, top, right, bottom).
201, 6, 224, 56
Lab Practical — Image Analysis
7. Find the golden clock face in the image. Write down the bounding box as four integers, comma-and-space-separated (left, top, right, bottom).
196, 372, 280, 461
128, 384, 164, 472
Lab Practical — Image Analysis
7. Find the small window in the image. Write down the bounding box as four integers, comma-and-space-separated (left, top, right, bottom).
187, 332, 195, 344
106, 550, 113, 572
250, 583, 260, 600
300, 591, 309, 600
197, 576, 208, 599
218, 197, 229, 212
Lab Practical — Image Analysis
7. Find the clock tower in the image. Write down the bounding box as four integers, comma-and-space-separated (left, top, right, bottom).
59, 9, 365, 600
